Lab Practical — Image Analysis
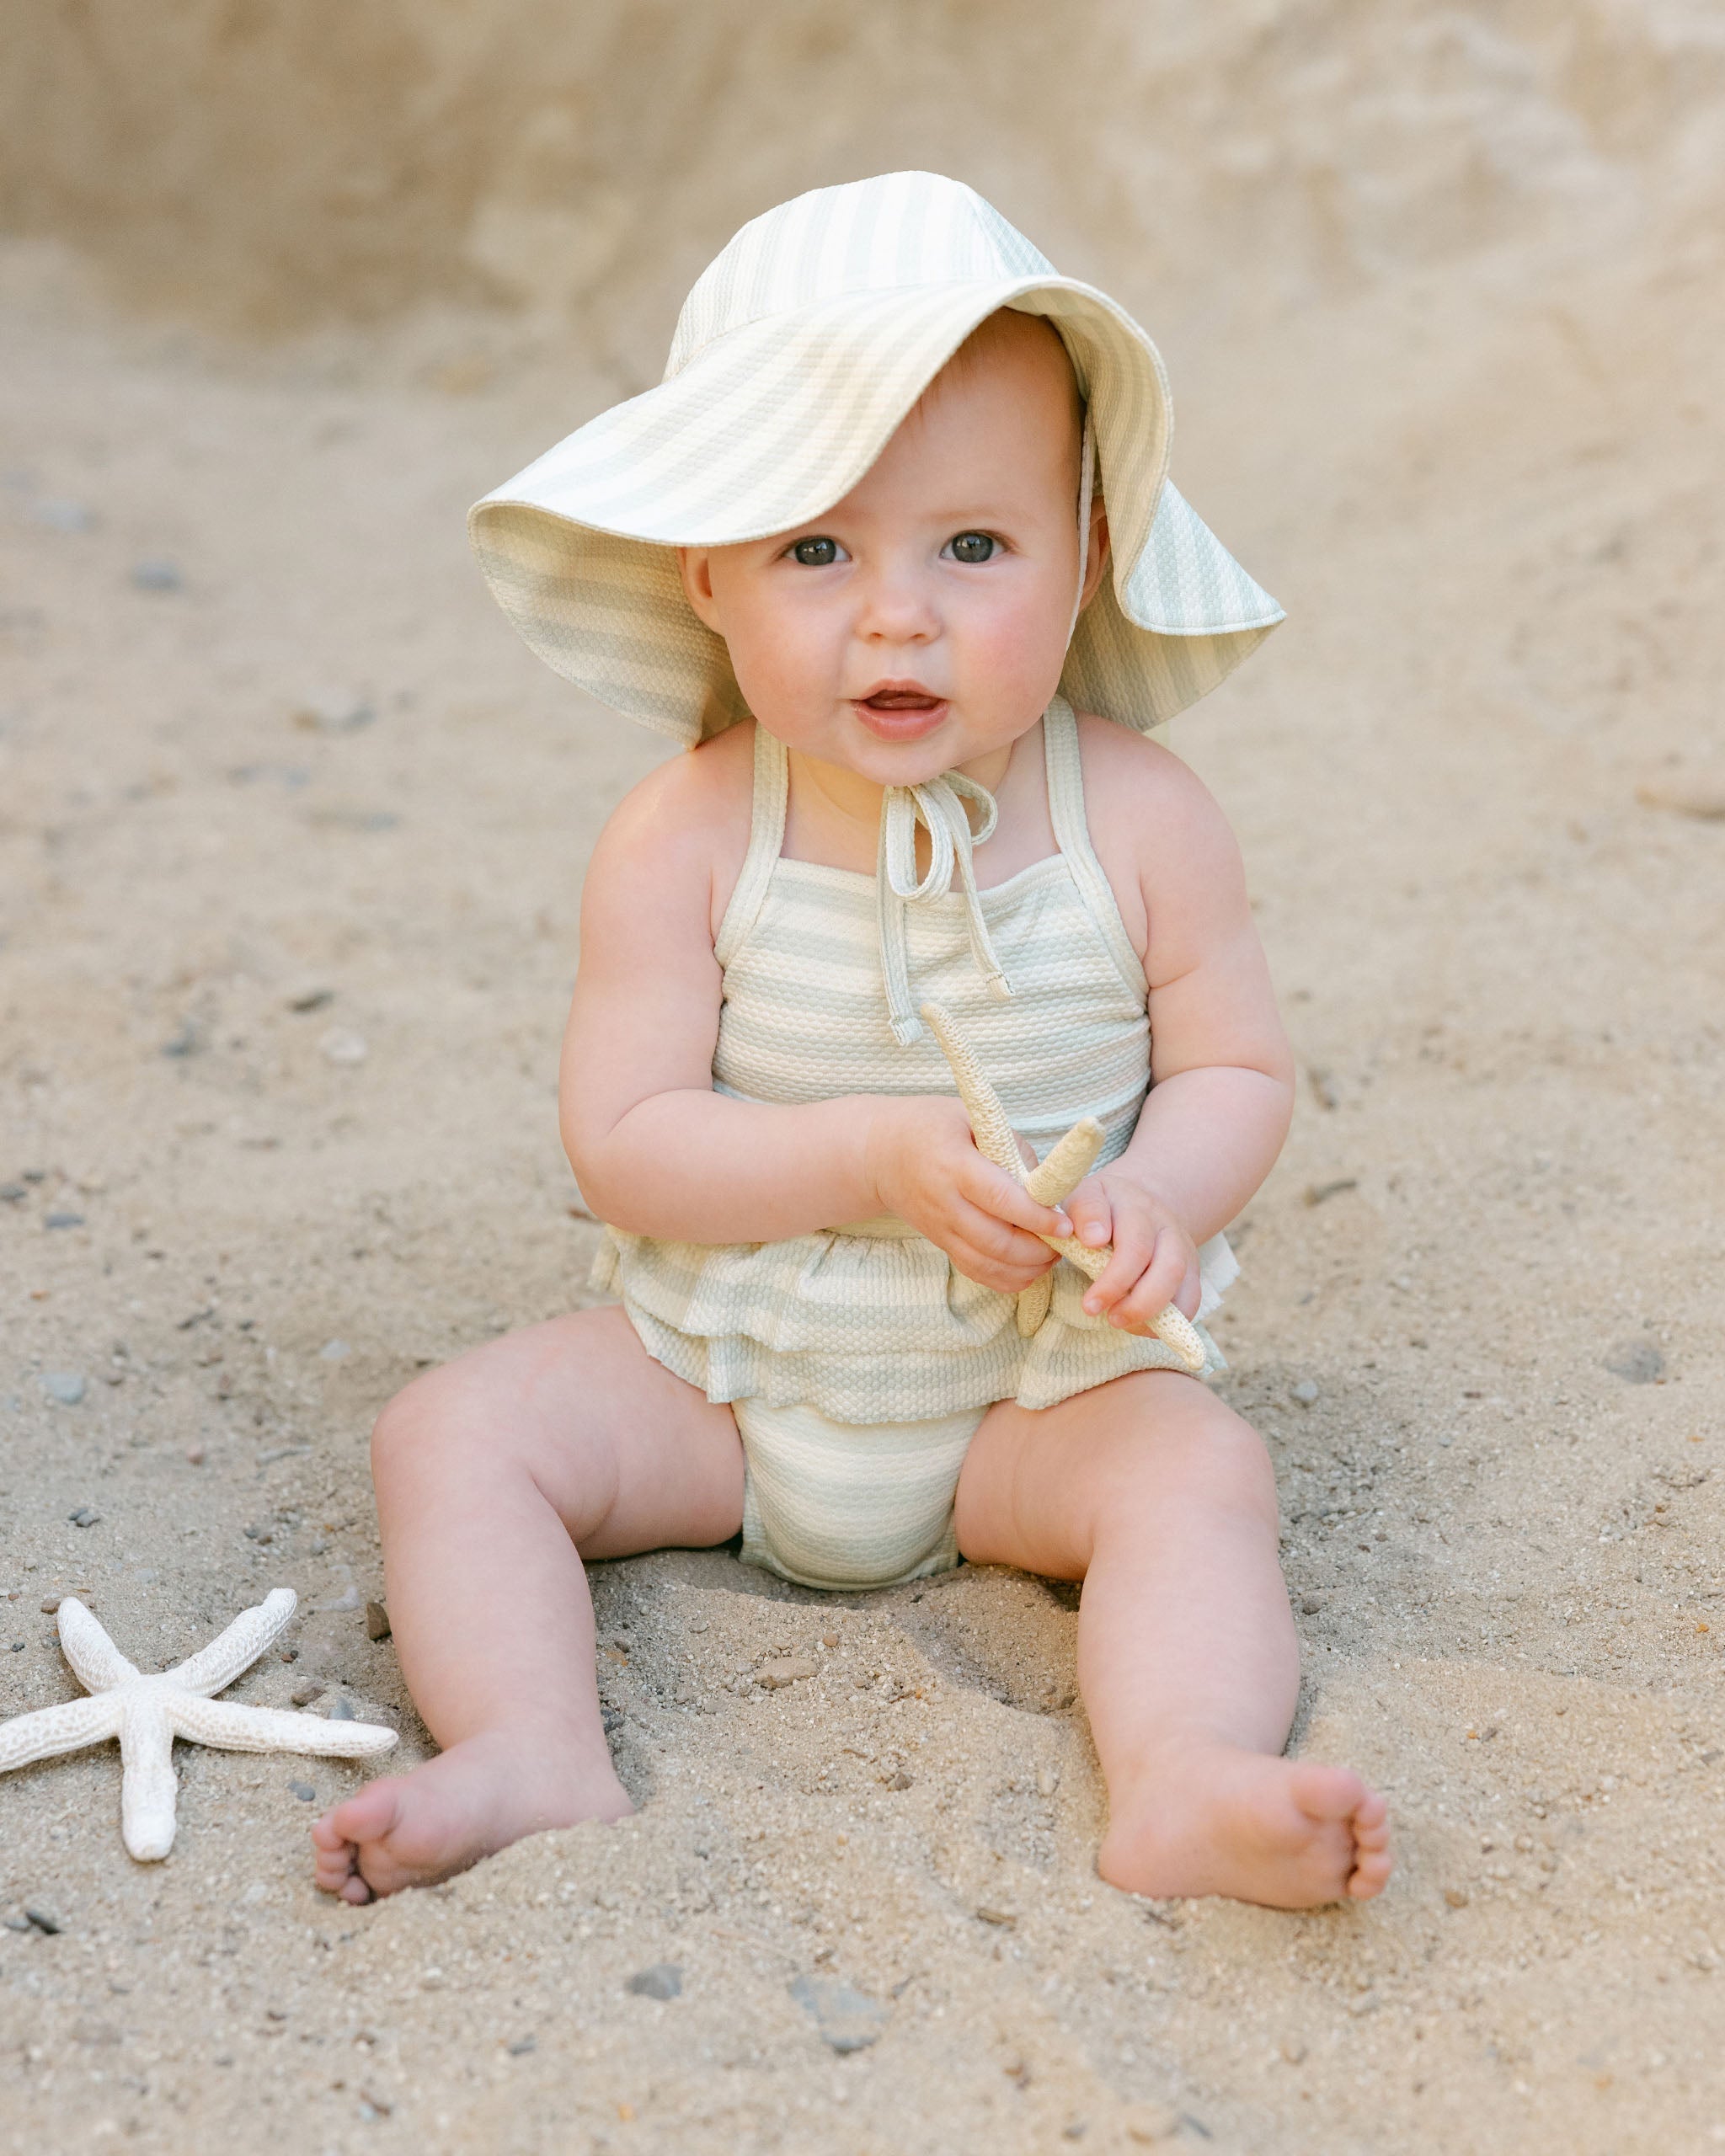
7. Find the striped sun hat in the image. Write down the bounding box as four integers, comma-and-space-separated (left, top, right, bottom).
469, 171, 1283, 748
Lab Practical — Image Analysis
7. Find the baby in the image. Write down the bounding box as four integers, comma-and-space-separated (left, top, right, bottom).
312, 173, 1390, 1911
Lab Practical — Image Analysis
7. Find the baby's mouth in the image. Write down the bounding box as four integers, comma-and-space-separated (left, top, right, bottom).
852, 683, 949, 741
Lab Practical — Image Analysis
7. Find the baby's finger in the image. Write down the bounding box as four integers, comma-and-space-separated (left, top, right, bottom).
1081, 1222, 1156, 1316
1112, 1229, 1191, 1331
946, 1223, 1058, 1294
1063, 1182, 1113, 1251
947, 1194, 1060, 1273
957, 1155, 1072, 1242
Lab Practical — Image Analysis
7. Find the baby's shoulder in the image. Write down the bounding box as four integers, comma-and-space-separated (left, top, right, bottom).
586, 720, 756, 929
1071, 710, 1242, 867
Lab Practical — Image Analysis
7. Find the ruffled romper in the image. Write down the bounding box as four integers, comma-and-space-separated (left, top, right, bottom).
592, 697, 1235, 1592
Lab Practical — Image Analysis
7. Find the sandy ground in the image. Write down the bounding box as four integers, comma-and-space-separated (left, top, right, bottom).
3, 96, 1725, 2156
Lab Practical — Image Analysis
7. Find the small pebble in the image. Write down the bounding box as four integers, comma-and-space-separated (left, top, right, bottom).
975, 1904, 1017, 1927
1280, 2038, 1308, 2064
24, 1907, 61, 1935
243, 1524, 273, 1544
185, 1447, 206, 1466
1291, 1380, 1319, 1405
320, 1339, 350, 1362
0, 1182, 25, 1202
67, 1505, 99, 1527
130, 558, 182, 592
625, 1963, 682, 2001
884, 1769, 913, 1791
1123, 2101, 1181, 2143
32, 498, 94, 533
1636, 779, 1725, 822
365, 1600, 391, 1641
1605, 1339, 1665, 1385
318, 1027, 368, 1066
1300, 1596, 1322, 1615
8, 1641, 23, 1653
43, 1211, 85, 1230
286, 987, 334, 1013
291, 1682, 326, 1707
1444, 1886, 1470, 1908
159, 1021, 200, 1058
328, 1697, 356, 1721
42, 1374, 87, 1406
292, 690, 375, 734
506, 2036, 537, 2056
289, 1781, 316, 1802
1036, 1766, 1059, 1797
755, 1657, 818, 1689
788, 1974, 887, 2054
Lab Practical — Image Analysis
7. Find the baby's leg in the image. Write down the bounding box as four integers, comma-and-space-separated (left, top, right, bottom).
311, 1305, 742, 1902
954, 1373, 1390, 1908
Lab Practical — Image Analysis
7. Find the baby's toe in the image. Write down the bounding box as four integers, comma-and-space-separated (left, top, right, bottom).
1348, 1854, 1392, 1899
1287, 1760, 1370, 1825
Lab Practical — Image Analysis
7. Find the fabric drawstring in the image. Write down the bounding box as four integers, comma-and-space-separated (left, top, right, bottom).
874, 408, 1095, 1047
876, 772, 1012, 1046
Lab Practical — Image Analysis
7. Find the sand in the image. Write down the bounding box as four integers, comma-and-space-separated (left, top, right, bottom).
3, 7, 1725, 2150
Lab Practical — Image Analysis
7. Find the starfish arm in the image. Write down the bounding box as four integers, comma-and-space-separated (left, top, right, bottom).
1146, 1305, 1209, 1374
919, 1001, 1025, 1180
1023, 1118, 1104, 1207
1014, 1275, 1053, 1339
168, 1694, 398, 1759
116, 1694, 179, 1861
1044, 1228, 1109, 1281
165, 1588, 298, 1696
56, 1599, 142, 1693
917, 1003, 1207, 1375
0, 1693, 120, 1773
1039, 1232, 1207, 1374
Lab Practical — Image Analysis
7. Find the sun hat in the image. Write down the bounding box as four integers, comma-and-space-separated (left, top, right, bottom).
469, 171, 1283, 748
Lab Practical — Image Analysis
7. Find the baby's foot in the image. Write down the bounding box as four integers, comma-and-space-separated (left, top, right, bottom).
311, 1725, 631, 1903
1099, 1746, 1391, 1909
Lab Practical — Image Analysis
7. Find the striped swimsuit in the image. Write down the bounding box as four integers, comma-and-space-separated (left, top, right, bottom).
592, 696, 1234, 1590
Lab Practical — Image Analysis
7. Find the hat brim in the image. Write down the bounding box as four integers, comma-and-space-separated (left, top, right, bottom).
470, 279, 1283, 746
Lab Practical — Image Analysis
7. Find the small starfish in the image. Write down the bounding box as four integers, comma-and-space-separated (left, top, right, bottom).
0, 1588, 397, 1860
921, 1000, 1207, 1371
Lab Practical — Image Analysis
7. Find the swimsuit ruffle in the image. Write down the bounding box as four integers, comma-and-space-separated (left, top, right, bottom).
590, 1225, 1233, 1424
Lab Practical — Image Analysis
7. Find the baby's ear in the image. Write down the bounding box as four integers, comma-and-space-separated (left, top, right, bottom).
678, 546, 723, 631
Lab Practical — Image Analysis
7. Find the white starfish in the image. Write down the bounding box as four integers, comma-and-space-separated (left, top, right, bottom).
0, 1589, 397, 1860
921, 1000, 1208, 1372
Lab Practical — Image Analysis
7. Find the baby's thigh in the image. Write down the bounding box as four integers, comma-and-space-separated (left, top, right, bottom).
372, 1304, 744, 1555
954, 1374, 1275, 1581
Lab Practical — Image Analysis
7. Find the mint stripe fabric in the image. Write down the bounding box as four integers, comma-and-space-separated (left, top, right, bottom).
593, 701, 1236, 1427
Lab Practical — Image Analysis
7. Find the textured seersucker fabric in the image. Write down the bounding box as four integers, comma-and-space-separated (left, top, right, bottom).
470, 171, 1284, 746
590, 701, 1236, 1424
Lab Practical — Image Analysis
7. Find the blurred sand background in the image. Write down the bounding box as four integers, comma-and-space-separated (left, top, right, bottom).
3, 4, 1724, 2151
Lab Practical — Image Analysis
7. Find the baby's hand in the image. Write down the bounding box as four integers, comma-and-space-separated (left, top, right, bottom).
865, 1097, 1071, 1295
1063, 1167, 1202, 1334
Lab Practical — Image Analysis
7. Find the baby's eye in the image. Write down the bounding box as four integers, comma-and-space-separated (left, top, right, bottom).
790, 535, 843, 567
944, 531, 998, 564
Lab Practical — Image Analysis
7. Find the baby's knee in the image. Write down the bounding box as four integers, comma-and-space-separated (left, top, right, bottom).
369, 1364, 477, 1488
1108, 1385, 1279, 1528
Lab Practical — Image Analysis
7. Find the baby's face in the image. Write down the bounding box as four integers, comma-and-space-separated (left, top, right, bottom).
679, 312, 1108, 787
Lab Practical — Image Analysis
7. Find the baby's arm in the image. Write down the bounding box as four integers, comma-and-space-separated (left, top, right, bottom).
561, 732, 1068, 1289
1063, 719, 1295, 1330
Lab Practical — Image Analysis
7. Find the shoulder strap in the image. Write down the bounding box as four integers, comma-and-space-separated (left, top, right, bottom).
1041, 697, 1148, 995
713, 723, 788, 968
